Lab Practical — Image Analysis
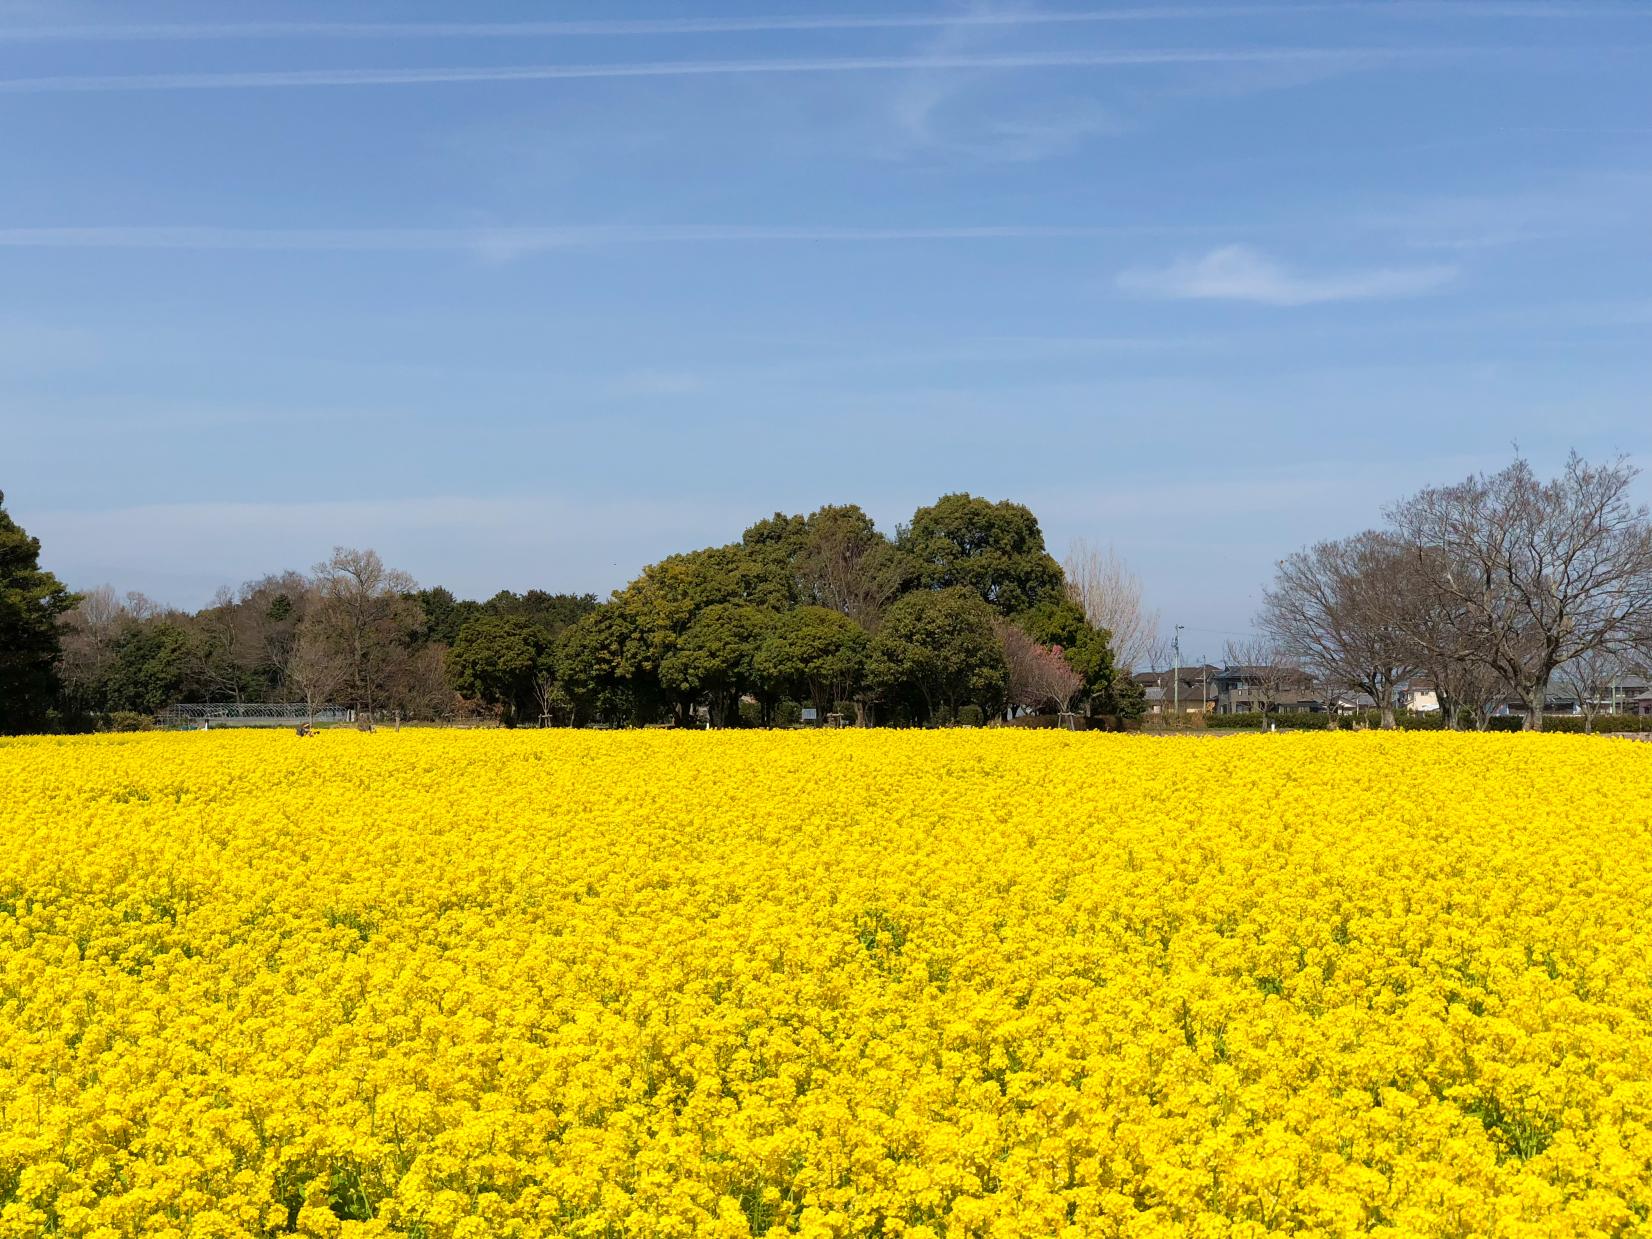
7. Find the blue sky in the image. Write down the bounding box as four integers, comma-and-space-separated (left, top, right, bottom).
3, 1, 1649, 656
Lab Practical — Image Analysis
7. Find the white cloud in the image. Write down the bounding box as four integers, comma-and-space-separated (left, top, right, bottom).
1117, 244, 1457, 306
0, 223, 1196, 253
884, 4, 1128, 166
0, 47, 1440, 94
1, 6, 1630, 42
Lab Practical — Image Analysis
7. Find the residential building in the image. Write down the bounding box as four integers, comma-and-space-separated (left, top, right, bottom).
1133, 665, 1218, 716
1212, 665, 1320, 714
1395, 679, 1440, 713
1583, 674, 1652, 716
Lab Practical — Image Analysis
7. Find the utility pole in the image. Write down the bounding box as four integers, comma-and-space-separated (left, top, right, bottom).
1173, 625, 1184, 717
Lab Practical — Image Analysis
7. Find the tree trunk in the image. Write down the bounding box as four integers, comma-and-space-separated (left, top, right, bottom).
1523, 684, 1545, 732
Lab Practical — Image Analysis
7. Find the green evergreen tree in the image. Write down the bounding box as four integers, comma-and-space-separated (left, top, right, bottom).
0, 491, 77, 733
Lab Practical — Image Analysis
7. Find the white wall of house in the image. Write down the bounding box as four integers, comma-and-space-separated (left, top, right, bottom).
1401, 688, 1440, 712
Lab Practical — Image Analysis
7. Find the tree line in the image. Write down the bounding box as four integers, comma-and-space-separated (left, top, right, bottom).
1256, 452, 1652, 731
0, 492, 1146, 733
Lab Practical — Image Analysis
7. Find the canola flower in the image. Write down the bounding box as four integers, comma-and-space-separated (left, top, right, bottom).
1, 730, 1651, 1239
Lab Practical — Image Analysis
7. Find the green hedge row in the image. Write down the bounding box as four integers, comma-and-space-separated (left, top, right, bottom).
1207, 711, 1498, 731
1206, 710, 1651, 733
1540, 713, 1652, 734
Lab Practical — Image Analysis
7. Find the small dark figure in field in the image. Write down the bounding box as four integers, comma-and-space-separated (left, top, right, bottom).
295, 722, 314, 738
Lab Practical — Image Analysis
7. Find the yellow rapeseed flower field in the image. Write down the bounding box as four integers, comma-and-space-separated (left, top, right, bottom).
2, 730, 1651, 1239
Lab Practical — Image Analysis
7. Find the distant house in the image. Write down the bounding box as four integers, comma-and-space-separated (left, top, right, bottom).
1327, 690, 1379, 715
1133, 665, 1218, 716
1395, 679, 1440, 713
1583, 674, 1652, 716
1212, 665, 1320, 714
1498, 692, 1581, 717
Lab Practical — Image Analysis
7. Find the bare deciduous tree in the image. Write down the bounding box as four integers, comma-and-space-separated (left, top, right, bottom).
1143, 636, 1173, 674
795, 505, 911, 630
1386, 549, 1500, 730
1221, 636, 1304, 715
57, 585, 133, 709
1389, 453, 1652, 730
1063, 539, 1159, 673
388, 643, 454, 723
996, 621, 1082, 715
284, 625, 347, 725
309, 547, 422, 723
191, 587, 256, 705
1556, 644, 1632, 733
1260, 530, 1416, 729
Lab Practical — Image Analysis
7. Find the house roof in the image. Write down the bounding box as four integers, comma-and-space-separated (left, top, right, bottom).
1217, 664, 1315, 684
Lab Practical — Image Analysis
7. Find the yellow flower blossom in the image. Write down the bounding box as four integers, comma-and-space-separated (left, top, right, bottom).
1, 730, 1650, 1236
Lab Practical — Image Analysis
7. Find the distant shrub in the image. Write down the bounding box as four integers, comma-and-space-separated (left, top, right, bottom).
102, 711, 155, 733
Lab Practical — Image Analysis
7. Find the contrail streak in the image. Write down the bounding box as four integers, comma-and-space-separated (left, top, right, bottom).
0, 224, 1214, 251
0, 5, 1634, 42
0, 47, 1463, 93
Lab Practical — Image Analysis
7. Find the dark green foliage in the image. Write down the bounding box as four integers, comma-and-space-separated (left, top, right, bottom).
412, 586, 481, 646
0, 491, 76, 733
104, 622, 195, 716
35, 489, 1147, 732
446, 615, 558, 726
417, 587, 595, 649
482, 589, 599, 632
658, 603, 775, 726
1541, 713, 1652, 733
754, 606, 869, 717
898, 493, 1065, 615
868, 588, 1007, 723
1205, 710, 1530, 731
792, 504, 916, 624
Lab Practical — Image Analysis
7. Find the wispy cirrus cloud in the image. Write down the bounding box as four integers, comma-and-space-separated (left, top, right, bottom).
1118, 244, 1457, 305
0, 223, 1218, 253
0, 47, 1472, 94
883, 3, 1128, 163
0, 5, 1640, 41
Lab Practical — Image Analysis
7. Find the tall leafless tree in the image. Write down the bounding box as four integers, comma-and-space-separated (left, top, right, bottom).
1260, 530, 1416, 729
308, 547, 422, 723
1385, 549, 1500, 730
1389, 453, 1652, 730
1222, 636, 1303, 715
1556, 644, 1632, 733
1063, 539, 1159, 673
284, 625, 347, 725
57, 585, 133, 708
191, 587, 257, 704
